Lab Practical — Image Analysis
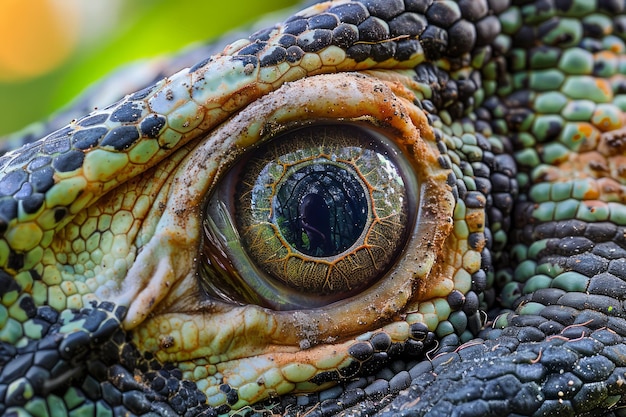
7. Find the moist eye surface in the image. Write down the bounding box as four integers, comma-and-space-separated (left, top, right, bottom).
201, 124, 419, 309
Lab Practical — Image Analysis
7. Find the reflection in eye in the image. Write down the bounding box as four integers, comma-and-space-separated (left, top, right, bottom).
200, 124, 419, 310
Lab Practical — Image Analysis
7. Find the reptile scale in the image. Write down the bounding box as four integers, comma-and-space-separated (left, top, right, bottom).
1, 0, 626, 415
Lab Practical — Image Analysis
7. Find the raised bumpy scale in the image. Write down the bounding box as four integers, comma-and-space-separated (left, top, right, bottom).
2, 0, 626, 416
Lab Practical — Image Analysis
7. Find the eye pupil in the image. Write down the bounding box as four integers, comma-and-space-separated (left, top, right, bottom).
298, 193, 332, 256
275, 163, 369, 258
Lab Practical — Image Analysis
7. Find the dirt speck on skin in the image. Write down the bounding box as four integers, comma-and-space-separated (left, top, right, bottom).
244, 63, 255, 75
159, 335, 175, 349
292, 311, 320, 348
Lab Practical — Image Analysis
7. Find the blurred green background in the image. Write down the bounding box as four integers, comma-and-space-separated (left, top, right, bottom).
0, 0, 299, 137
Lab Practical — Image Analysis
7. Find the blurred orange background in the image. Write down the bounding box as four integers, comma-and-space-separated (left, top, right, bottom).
0, 0, 298, 136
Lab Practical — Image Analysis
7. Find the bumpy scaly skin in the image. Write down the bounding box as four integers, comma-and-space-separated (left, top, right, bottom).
1, 0, 626, 416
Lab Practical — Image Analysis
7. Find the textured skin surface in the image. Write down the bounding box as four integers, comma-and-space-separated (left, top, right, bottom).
2, 0, 626, 416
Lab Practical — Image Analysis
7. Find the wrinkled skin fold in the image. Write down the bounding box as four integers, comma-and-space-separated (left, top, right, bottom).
2, 1, 626, 416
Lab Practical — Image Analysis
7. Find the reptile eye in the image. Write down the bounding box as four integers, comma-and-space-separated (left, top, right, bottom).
201, 124, 418, 310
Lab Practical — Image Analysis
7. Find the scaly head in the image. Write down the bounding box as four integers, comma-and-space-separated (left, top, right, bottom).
2, 1, 626, 416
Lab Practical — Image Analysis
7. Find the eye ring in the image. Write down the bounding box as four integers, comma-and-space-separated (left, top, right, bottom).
201, 123, 418, 309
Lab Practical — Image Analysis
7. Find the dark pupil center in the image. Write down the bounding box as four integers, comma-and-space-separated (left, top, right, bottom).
273, 163, 368, 257
299, 193, 332, 256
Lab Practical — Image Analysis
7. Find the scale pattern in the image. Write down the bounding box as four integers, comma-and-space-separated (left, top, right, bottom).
1, 0, 626, 416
